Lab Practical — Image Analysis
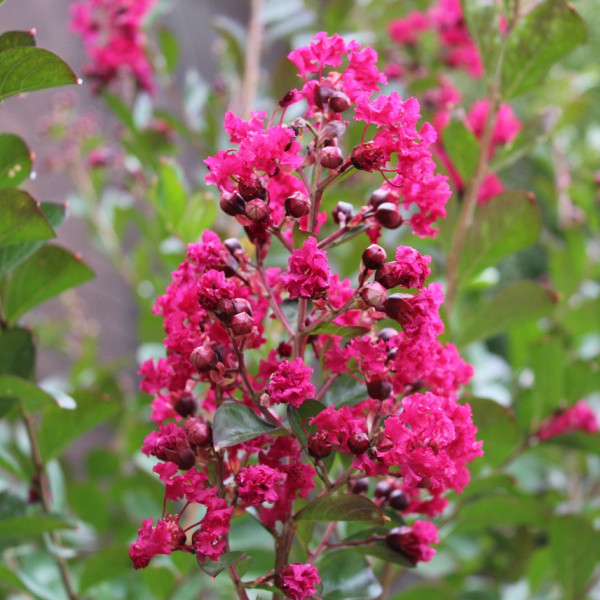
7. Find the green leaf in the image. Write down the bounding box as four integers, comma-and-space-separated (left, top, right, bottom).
0, 201, 67, 279
310, 322, 370, 338
442, 119, 479, 182
212, 402, 276, 450
0, 513, 74, 537
393, 584, 458, 600
0, 30, 36, 52
459, 191, 542, 283
39, 389, 120, 462
0, 244, 94, 325
319, 551, 382, 600
0, 47, 78, 102
79, 544, 132, 592
529, 339, 567, 424
0, 327, 35, 379
468, 398, 522, 470
198, 551, 245, 577
288, 399, 326, 445
0, 134, 32, 188
158, 27, 180, 74
0, 375, 57, 411
176, 192, 218, 244
0, 564, 30, 594
456, 281, 558, 346
460, 0, 501, 77
502, 1, 587, 99
0, 189, 54, 246
543, 431, 600, 455
323, 375, 366, 408
296, 494, 384, 524
351, 542, 415, 568
152, 159, 187, 232
550, 515, 600, 598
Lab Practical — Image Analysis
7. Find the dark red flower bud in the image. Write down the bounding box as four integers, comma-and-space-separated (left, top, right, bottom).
377, 435, 394, 453
375, 263, 402, 289
238, 174, 266, 200
307, 432, 332, 459
348, 432, 370, 455
315, 83, 335, 109
184, 418, 212, 447
328, 90, 351, 113
332, 201, 355, 226
359, 282, 387, 307
279, 89, 297, 107
369, 188, 393, 209
375, 202, 403, 229
277, 341, 292, 358
224, 237, 244, 257
190, 344, 218, 371
389, 489, 410, 511
231, 312, 253, 336
245, 198, 270, 221
374, 479, 393, 500
366, 376, 393, 400
285, 191, 311, 218
383, 293, 412, 323
320, 146, 344, 170
385, 526, 420, 563
220, 191, 246, 216
216, 297, 237, 322
232, 298, 252, 317
175, 447, 196, 470
349, 477, 369, 495
173, 393, 197, 418
351, 141, 386, 171
362, 244, 387, 270
377, 327, 397, 342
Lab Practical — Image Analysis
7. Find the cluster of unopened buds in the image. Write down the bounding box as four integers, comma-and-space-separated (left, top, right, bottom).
131, 32, 483, 599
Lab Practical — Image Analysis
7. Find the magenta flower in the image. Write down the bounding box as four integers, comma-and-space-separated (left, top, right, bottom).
282, 237, 331, 300
275, 563, 321, 600
129, 518, 173, 569
267, 357, 316, 408
538, 401, 599, 441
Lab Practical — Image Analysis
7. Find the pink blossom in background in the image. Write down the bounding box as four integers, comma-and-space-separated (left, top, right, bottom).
388, 11, 430, 46
538, 401, 599, 441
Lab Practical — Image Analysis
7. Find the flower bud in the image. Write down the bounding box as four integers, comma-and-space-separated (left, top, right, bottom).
375, 263, 402, 289
238, 174, 266, 200
366, 376, 392, 400
389, 489, 410, 511
232, 297, 252, 317
348, 432, 370, 455
351, 141, 386, 171
279, 89, 297, 107
320, 146, 344, 170
190, 344, 218, 371
375, 202, 403, 229
174, 447, 196, 470
362, 244, 387, 270
224, 237, 243, 256
332, 201, 354, 226
231, 312, 253, 336
328, 91, 351, 113
315, 83, 335, 109
377, 327, 397, 342
383, 293, 412, 323
359, 282, 387, 307
349, 477, 369, 495
216, 297, 237, 323
369, 188, 392, 209
245, 198, 270, 221
374, 479, 393, 500
173, 393, 197, 418
184, 418, 212, 447
220, 191, 246, 216
307, 432, 332, 459
377, 435, 394, 452
285, 191, 311, 218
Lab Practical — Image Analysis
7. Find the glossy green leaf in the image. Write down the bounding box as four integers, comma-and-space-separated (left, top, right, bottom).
468, 398, 522, 470
0, 47, 78, 101
0, 30, 36, 52
459, 191, 542, 282
323, 375, 366, 408
296, 494, 384, 524
288, 399, 326, 445
0, 375, 57, 412
0, 201, 66, 279
442, 119, 479, 182
456, 281, 558, 346
199, 551, 245, 577
0, 134, 31, 188
319, 551, 382, 600
310, 322, 370, 338
550, 515, 600, 598
212, 402, 276, 450
502, 1, 586, 99
39, 389, 120, 462
0, 327, 35, 379
0, 189, 54, 246
0, 244, 94, 324
0, 513, 74, 537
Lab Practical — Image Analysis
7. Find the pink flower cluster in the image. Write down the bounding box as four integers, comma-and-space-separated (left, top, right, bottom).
538, 401, 599, 441
131, 33, 482, 596
69, 0, 156, 93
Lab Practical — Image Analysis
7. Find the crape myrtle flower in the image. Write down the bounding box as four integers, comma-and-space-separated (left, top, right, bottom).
537, 401, 599, 441
132, 32, 481, 586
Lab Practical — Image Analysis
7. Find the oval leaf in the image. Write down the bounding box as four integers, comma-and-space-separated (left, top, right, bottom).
0, 327, 35, 379
0, 244, 94, 325
310, 322, 370, 338
0, 30, 36, 52
0, 513, 74, 537
318, 550, 382, 600
288, 399, 326, 445
0, 134, 32, 188
0, 375, 57, 412
442, 119, 479, 182
198, 551, 245, 578
296, 494, 384, 524
0, 189, 54, 246
212, 402, 276, 450
0, 47, 78, 101
459, 190, 542, 283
